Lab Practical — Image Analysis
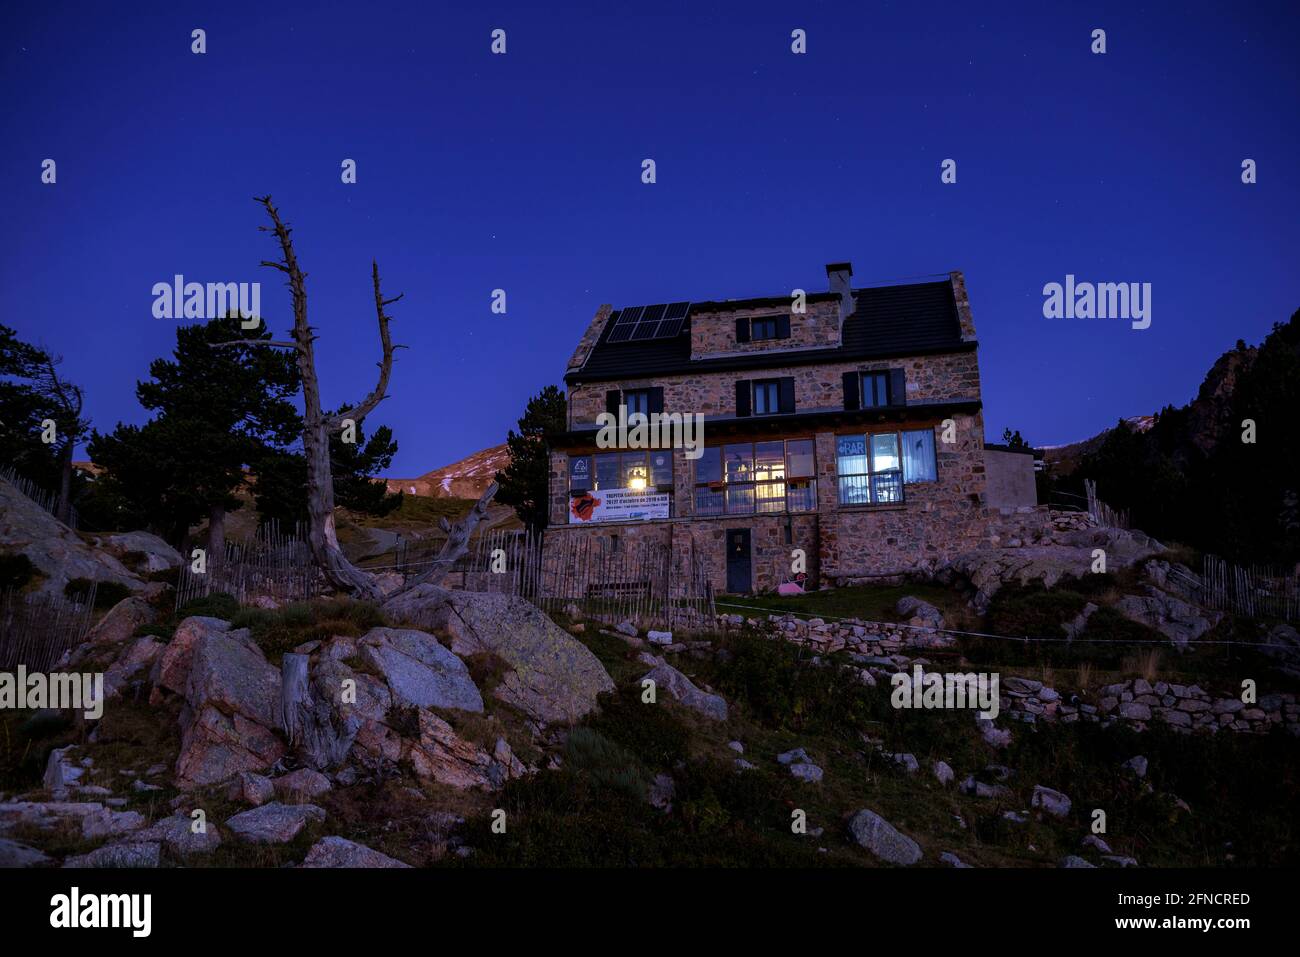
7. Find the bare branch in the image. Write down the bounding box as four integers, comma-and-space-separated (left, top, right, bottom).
326, 260, 397, 429
396, 482, 499, 592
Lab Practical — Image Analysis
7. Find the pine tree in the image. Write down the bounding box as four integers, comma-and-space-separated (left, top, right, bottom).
88, 315, 301, 549
495, 385, 566, 532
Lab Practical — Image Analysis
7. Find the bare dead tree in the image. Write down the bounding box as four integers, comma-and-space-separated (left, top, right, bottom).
401, 480, 499, 590
218, 196, 497, 601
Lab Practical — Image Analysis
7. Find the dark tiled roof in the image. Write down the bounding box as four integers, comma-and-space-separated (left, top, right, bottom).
568, 279, 967, 384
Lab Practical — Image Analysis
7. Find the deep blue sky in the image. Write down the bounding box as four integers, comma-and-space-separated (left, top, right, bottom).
3, 1, 1297, 475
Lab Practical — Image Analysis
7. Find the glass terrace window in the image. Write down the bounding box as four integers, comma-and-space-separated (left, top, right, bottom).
694, 439, 816, 516
570, 452, 673, 493
836, 428, 938, 505
753, 379, 780, 415
568, 450, 674, 523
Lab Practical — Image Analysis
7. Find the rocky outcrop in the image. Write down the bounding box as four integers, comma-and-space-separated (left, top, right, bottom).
172, 620, 286, 789
940, 526, 1164, 612
382, 586, 614, 725
302, 632, 526, 790
0, 477, 143, 596
1114, 588, 1221, 649
357, 627, 483, 713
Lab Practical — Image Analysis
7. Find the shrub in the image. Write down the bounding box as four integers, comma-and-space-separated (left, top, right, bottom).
230, 598, 388, 663
0, 552, 36, 591
64, 577, 133, 611
708, 630, 878, 735
986, 581, 1088, 638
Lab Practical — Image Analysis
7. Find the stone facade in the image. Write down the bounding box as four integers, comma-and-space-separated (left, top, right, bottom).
690, 297, 842, 357
567, 347, 982, 425
552, 269, 1015, 594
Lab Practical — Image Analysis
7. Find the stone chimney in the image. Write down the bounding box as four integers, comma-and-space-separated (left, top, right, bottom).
826, 262, 853, 329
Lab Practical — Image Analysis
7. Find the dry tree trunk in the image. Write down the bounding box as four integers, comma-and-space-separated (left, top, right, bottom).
399, 480, 499, 591
215, 196, 497, 602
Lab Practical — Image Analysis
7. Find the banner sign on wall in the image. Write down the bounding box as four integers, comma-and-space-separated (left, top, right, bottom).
569, 487, 670, 524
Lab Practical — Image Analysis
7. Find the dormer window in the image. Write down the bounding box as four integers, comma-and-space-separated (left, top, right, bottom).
736, 315, 791, 344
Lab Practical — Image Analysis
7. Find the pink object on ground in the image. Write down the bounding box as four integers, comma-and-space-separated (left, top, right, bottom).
777, 582, 805, 596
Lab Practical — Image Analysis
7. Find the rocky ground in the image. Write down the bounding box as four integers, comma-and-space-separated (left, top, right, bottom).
2, 480, 1298, 868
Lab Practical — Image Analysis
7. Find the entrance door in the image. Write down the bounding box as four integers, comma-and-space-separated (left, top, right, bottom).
726, 528, 752, 593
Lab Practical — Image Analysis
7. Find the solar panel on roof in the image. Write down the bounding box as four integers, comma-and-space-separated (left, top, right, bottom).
606, 301, 691, 343
631, 303, 666, 340
656, 301, 691, 337
606, 305, 643, 343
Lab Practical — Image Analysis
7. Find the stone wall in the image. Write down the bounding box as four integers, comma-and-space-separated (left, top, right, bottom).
985, 448, 1037, 508
723, 611, 1300, 736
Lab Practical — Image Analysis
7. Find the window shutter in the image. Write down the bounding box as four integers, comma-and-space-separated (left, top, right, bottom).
648, 387, 665, 414
605, 390, 621, 415
776, 315, 791, 339
842, 371, 860, 411
778, 377, 795, 414
736, 318, 750, 344
735, 379, 752, 417
888, 368, 907, 406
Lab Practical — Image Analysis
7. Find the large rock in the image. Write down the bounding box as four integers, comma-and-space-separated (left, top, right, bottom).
0, 476, 143, 597
225, 803, 325, 844
86, 596, 157, 647
1115, 588, 1221, 649
382, 586, 614, 725
94, 531, 183, 573
406, 709, 502, 789
185, 626, 281, 728
301, 836, 410, 868
1031, 785, 1072, 818
154, 616, 231, 695
357, 627, 483, 713
174, 624, 285, 788
638, 654, 728, 721
848, 809, 923, 865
